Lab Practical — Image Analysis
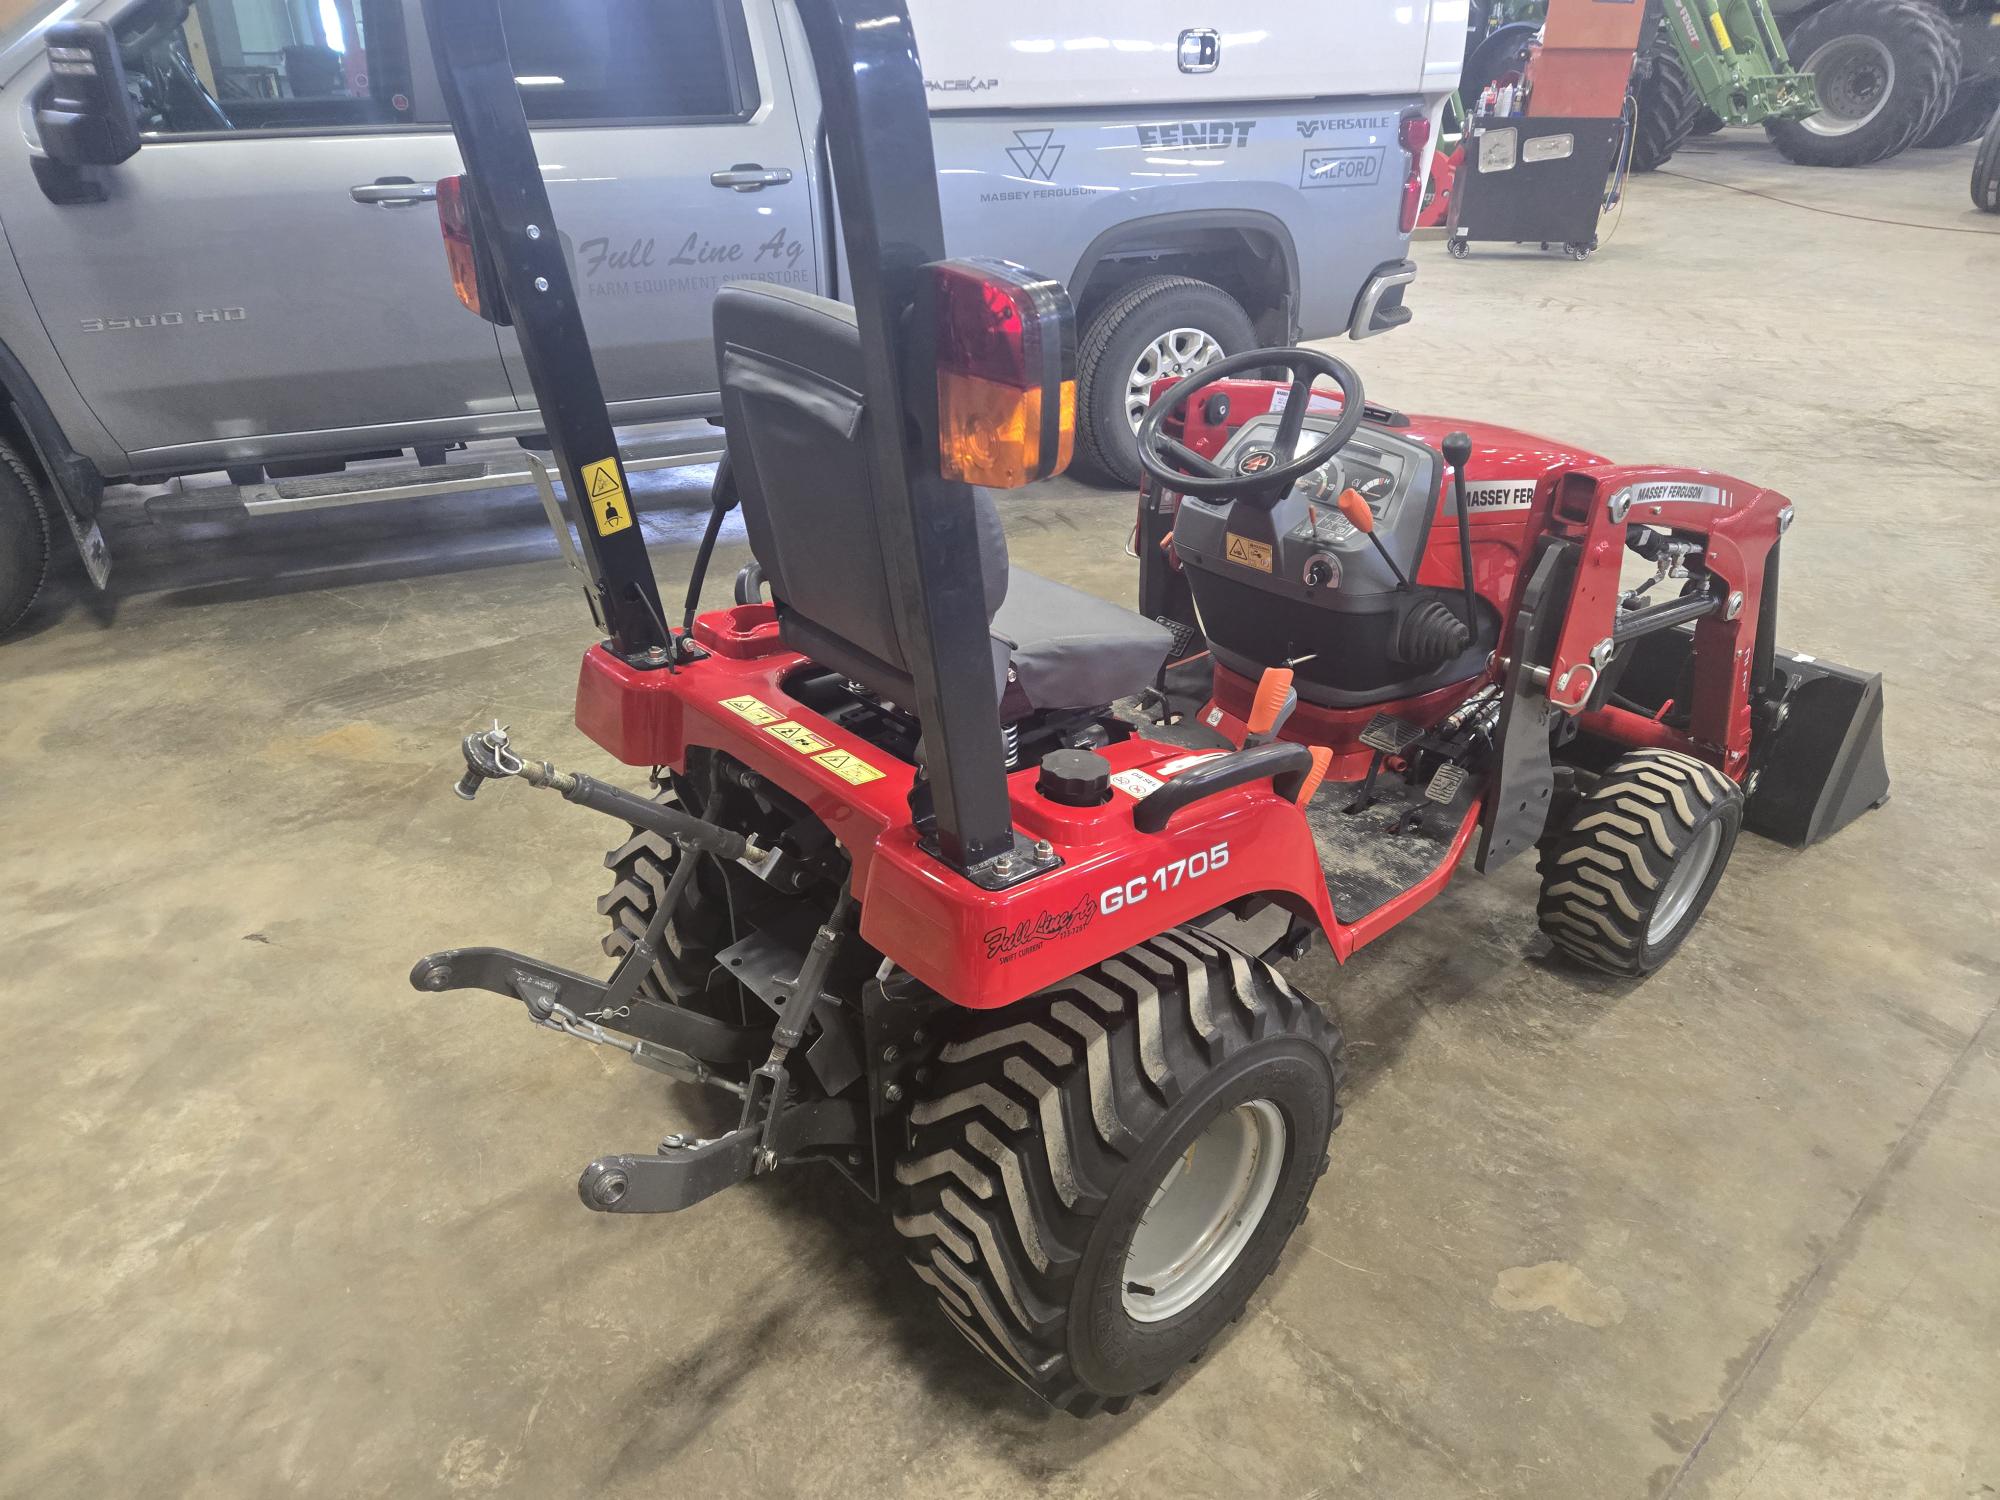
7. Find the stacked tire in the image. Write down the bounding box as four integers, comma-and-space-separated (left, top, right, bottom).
1976, 102, 2000, 212
1767, 0, 1961, 166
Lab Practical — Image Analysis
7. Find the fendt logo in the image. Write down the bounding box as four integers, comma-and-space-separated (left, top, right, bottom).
1006, 128, 1065, 181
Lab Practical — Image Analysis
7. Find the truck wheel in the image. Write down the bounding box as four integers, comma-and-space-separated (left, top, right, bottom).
1631, 42, 1699, 171
1537, 748, 1744, 977
894, 928, 1343, 1413
1917, 75, 2000, 148
1073, 277, 1255, 491
0, 442, 53, 638
598, 783, 740, 1018
1766, 0, 1956, 166
1975, 106, 2000, 211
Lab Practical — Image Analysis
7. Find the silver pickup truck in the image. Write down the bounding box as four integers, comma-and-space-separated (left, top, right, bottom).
0, 0, 1463, 634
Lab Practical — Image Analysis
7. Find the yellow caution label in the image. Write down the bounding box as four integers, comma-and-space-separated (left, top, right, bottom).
766, 721, 832, 756
720, 694, 784, 726
581, 456, 632, 536
815, 749, 885, 785
1225, 533, 1273, 573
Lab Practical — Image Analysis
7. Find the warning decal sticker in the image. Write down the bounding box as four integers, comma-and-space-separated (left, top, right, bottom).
815, 749, 885, 786
1109, 768, 1164, 799
765, 721, 832, 756
581, 456, 632, 536
1225, 533, 1273, 572
720, 694, 785, 726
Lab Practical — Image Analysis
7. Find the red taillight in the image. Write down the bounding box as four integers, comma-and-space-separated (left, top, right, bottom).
1397, 111, 1432, 234
929, 258, 1076, 489
435, 174, 484, 317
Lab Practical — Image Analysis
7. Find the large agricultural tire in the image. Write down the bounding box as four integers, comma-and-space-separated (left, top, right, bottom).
1537, 748, 1744, 978
1689, 106, 1726, 136
1975, 106, 2000, 211
1631, 43, 1700, 171
598, 783, 742, 1019
1766, 0, 1957, 166
1072, 277, 1255, 491
894, 928, 1343, 1414
1917, 74, 2000, 148
0, 441, 52, 638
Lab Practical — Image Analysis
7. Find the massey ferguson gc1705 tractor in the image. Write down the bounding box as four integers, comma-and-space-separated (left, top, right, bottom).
411, 0, 1891, 1413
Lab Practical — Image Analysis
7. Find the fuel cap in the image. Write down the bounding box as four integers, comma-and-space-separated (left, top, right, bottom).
1037, 748, 1112, 807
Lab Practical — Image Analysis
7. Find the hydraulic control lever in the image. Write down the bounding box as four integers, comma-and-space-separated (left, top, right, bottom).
1335, 487, 1411, 591
1442, 431, 1480, 638
452, 722, 770, 866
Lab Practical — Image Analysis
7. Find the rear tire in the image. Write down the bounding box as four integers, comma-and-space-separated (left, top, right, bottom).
1631, 41, 1699, 171
598, 782, 741, 1018
0, 442, 53, 639
894, 928, 1343, 1413
1766, 0, 1956, 166
1916, 74, 2000, 148
1537, 748, 1743, 977
1073, 277, 1256, 491
1974, 106, 2000, 212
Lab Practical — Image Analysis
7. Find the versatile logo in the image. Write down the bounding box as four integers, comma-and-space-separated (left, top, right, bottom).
1137, 120, 1253, 149
1006, 128, 1065, 181
1297, 113, 1397, 139
983, 893, 1096, 963
1300, 147, 1385, 188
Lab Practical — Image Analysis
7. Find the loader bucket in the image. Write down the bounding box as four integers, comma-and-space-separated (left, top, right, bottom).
1742, 649, 1891, 847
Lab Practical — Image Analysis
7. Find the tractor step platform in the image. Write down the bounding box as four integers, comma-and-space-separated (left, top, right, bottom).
1305, 768, 1480, 925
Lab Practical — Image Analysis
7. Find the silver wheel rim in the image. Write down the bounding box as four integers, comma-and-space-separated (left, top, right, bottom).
1648, 818, 1723, 945
1125, 327, 1226, 433
1800, 36, 1895, 136
1121, 1099, 1286, 1323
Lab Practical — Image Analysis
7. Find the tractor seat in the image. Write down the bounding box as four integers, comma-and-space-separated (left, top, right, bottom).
713, 282, 1169, 714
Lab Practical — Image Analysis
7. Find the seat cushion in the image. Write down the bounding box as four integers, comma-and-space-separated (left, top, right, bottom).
991, 570, 1173, 711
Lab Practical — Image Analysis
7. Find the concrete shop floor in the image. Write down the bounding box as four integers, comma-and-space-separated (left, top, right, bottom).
3, 139, 1996, 1500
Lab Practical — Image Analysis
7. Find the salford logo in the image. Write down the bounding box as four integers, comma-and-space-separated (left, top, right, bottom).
1006, 128, 1065, 181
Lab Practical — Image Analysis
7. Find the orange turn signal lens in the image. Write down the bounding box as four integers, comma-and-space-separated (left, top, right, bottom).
930, 259, 1076, 489
435, 175, 483, 317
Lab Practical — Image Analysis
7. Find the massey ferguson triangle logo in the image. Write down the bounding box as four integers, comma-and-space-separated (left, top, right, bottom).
1006, 128, 1065, 181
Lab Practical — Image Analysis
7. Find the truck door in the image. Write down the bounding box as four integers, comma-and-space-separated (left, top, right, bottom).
484, 0, 820, 413
0, 0, 517, 462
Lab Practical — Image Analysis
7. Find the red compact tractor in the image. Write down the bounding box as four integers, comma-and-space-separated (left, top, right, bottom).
413, 0, 1889, 1413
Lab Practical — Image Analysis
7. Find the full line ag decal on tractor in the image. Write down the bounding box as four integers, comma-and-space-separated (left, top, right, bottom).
410, 0, 1891, 1413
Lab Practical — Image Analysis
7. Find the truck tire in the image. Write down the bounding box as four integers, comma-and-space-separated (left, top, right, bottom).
1631, 43, 1700, 171
1975, 105, 2000, 211
598, 785, 740, 1018
1073, 277, 1256, 491
0, 441, 53, 638
1917, 74, 2000, 148
1537, 748, 1744, 977
1766, 0, 1956, 166
894, 928, 1343, 1413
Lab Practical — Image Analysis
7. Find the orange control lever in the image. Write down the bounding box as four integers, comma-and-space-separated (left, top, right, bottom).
1247, 667, 1295, 739
1292, 745, 1334, 806
1336, 487, 1375, 533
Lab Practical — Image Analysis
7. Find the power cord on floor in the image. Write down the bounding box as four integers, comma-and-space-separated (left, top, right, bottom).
1658, 165, 2000, 235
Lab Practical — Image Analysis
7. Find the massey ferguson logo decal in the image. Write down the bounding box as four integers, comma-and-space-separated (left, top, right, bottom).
1006, 128, 1066, 181
1137, 120, 1253, 149
1464, 480, 1539, 511
1632, 481, 1726, 506
983, 894, 1096, 963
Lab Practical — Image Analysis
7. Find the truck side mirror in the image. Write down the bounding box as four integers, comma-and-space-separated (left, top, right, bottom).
36, 22, 142, 168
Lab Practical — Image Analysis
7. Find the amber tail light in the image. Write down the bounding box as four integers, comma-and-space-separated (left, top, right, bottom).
929, 258, 1075, 489
435, 174, 510, 326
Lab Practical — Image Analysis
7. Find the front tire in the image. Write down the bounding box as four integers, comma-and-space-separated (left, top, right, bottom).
1631, 40, 1699, 171
1538, 748, 1744, 977
0, 442, 52, 638
1917, 74, 2000, 149
1072, 277, 1256, 491
1766, 0, 1957, 166
894, 928, 1343, 1413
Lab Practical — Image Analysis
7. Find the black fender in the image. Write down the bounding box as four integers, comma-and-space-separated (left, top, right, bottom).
0, 332, 107, 584
1068, 209, 1302, 342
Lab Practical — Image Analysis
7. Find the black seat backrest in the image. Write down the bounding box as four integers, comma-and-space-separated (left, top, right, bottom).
712, 282, 1009, 700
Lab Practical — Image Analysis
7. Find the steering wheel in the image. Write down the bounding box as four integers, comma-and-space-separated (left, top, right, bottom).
1135, 346, 1367, 500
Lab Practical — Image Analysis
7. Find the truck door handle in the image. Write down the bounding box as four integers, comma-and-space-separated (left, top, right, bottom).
709, 164, 792, 192
350, 177, 438, 206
